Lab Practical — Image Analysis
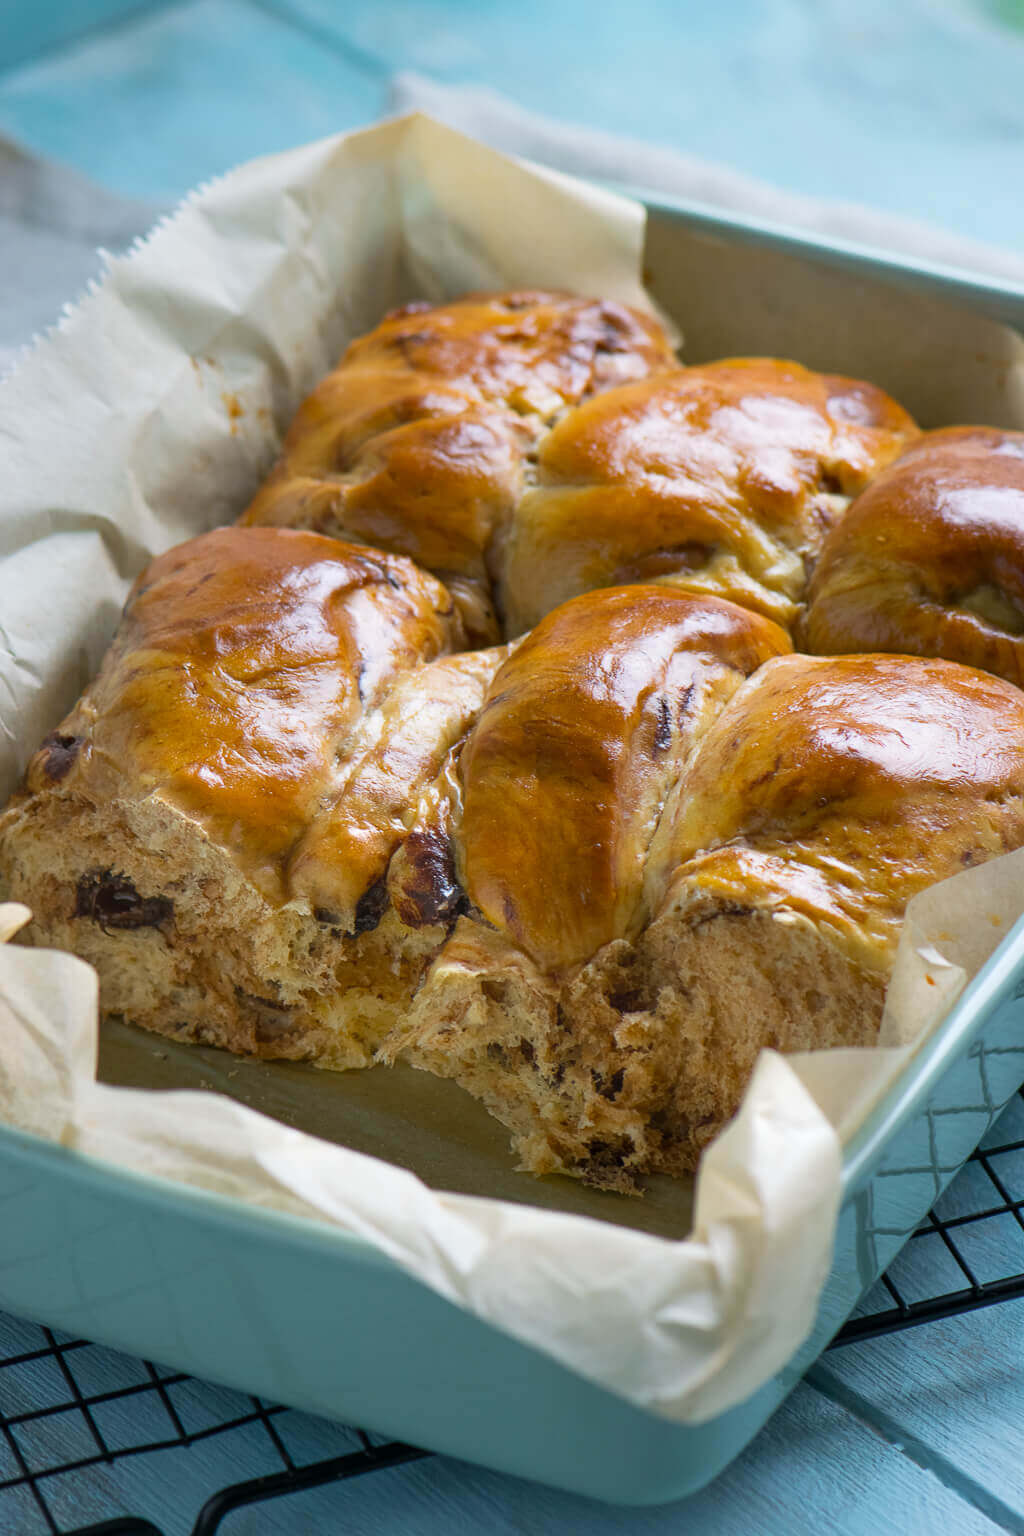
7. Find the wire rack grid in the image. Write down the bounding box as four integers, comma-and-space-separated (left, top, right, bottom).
2, 1088, 1024, 1536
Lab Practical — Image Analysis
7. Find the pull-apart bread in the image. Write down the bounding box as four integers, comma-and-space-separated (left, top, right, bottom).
4, 289, 1024, 1190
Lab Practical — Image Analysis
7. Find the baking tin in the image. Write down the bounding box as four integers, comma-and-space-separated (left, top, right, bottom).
1, 195, 1023, 1505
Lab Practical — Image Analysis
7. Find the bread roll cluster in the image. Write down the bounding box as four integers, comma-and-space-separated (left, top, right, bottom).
5, 291, 1024, 1190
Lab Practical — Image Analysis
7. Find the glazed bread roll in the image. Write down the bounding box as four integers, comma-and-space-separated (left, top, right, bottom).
632, 654, 1024, 1165
383, 587, 791, 1185
453, 586, 791, 973
240, 290, 680, 644
498, 359, 918, 637
3, 289, 1023, 1191
0, 527, 505, 1065
804, 427, 1024, 683
394, 654, 1024, 1185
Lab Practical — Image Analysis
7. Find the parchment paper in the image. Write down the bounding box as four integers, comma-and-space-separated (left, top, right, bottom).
1, 114, 1024, 1426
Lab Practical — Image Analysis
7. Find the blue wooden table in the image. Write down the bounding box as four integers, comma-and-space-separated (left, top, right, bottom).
3, 3, 1024, 1531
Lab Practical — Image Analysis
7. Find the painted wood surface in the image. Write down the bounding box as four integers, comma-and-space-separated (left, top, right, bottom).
3, 0, 1024, 245
2, 2, 1024, 1530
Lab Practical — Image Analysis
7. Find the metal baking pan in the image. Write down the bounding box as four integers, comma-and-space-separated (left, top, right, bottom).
1, 193, 1024, 1506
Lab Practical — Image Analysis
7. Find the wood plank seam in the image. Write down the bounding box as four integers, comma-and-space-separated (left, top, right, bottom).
803, 1368, 1024, 1535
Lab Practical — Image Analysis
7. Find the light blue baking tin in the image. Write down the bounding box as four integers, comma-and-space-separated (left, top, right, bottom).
2, 196, 1024, 1506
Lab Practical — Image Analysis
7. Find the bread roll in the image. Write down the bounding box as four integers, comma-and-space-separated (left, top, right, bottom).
240, 290, 679, 644
498, 358, 918, 636
392, 653, 1024, 1187
456, 586, 791, 972
805, 427, 1024, 684
0, 526, 504, 1066
384, 589, 791, 1187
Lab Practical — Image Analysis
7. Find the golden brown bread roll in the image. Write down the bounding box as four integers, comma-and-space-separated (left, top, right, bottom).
0, 526, 505, 1065
629, 653, 1024, 1166
393, 653, 1024, 1186
804, 427, 1024, 684
382, 588, 790, 1186
240, 290, 680, 644
4, 289, 1023, 1192
497, 358, 918, 636
456, 586, 792, 973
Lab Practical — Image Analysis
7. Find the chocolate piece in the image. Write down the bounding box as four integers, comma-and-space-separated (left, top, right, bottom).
75, 870, 173, 932
391, 830, 468, 929
36, 732, 81, 784
352, 877, 389, 935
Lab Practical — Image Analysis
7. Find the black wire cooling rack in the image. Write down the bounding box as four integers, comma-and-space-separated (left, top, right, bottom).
4, 1089, 1024, 1536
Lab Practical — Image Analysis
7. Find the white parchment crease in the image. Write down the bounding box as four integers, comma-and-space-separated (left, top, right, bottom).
1, 114, 1024, 1425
